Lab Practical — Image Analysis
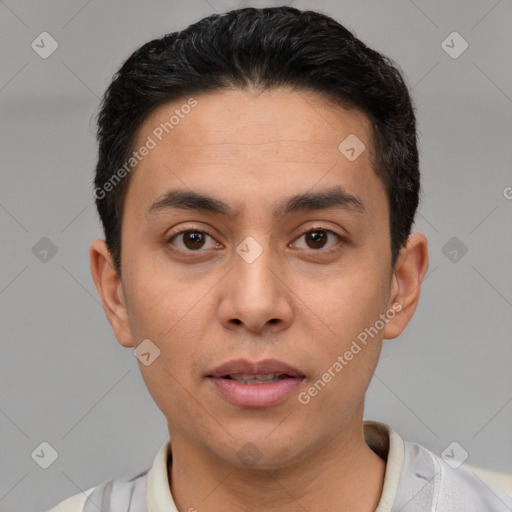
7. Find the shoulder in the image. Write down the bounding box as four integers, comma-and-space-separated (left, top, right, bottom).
46, 487, 94, 512
46, 469, 149, 512
398, 438, 512, 511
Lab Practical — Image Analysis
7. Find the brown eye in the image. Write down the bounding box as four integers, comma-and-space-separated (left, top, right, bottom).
168, 230, 219, 252
293, 229, 341, 251
305, 230, 327, 249
182, 231, 206, 250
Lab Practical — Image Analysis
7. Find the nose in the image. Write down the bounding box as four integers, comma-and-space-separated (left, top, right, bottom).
217, 237, 293, 335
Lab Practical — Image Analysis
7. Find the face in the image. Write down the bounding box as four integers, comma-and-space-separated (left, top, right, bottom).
92, 87, 424, 469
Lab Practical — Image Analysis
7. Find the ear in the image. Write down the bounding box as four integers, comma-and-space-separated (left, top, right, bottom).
89, 239, 134, 348
383, 232, 429, 340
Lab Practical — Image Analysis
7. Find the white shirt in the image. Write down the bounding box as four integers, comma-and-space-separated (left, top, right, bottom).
48, 420, 512, 511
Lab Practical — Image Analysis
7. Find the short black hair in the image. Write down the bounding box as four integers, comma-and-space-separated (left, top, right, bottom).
93, 6, 420, 276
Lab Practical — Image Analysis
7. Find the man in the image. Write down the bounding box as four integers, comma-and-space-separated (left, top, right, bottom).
49, 6, 512, 511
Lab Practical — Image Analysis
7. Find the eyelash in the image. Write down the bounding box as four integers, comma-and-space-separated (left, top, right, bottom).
166, 226, 344, 254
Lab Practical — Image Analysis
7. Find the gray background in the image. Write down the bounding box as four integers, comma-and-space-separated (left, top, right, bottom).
1, 0, 511, 510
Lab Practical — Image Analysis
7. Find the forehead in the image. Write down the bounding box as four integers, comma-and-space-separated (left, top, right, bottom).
139, 87, 372, 151
125, 87, 385, 223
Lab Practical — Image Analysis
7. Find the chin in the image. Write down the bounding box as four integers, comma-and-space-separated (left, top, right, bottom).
221, 430, 311, 470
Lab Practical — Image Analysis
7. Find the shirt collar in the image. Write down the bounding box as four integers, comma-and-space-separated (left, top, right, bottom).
146, 420, 405, 512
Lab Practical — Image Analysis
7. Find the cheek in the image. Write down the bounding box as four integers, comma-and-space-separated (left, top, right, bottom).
297, 267, 387, 394
306, 266, 388, 340
138, 358, 210, 440
124, 257, 200, 339
128, 273, 208, 416
124, 259, 215, 377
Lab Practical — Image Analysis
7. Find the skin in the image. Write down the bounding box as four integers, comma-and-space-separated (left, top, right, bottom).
90, 87, 429, 512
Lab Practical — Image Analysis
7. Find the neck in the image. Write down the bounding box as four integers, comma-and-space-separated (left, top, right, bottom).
168, 410, 386, 512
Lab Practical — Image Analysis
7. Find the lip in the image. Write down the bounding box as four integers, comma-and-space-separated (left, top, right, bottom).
207, 358, 305, 379
206, 358, 305, 408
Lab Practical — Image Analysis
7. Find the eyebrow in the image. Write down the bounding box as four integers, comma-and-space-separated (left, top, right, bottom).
146, 185, 365, 218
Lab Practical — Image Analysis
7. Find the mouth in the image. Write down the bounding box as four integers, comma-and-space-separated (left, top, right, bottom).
207, 358, 305, 379
221, 373, 295, 384
206, 359, 305, 407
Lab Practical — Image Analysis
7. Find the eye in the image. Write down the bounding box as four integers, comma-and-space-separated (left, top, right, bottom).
167, 229, 221, 252
292, 228, 342, 251
166, 227, 343, 254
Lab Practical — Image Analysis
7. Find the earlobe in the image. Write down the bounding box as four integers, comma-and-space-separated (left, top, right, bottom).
383, 232, 429, 340
89, 239, 134, 348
